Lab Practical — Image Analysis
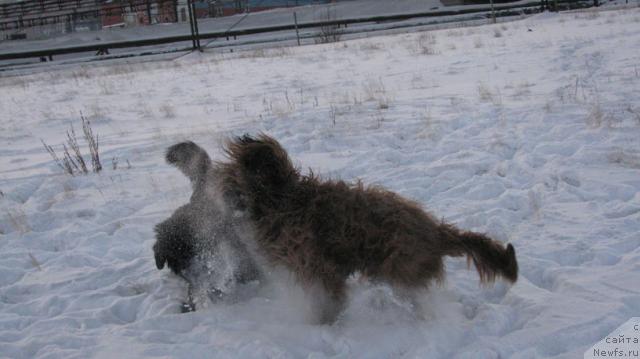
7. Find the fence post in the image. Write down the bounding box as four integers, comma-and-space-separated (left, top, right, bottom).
490, 0, 496, 23
187, 0, 196, 49
187, 0, 201, 50
294, 11, 300, 46
190, 0, 201, 50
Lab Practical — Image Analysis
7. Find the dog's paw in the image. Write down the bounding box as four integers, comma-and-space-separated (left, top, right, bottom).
180, 301, 196, 313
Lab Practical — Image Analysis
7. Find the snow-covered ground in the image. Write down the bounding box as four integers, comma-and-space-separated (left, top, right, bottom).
1, 6, 640, 358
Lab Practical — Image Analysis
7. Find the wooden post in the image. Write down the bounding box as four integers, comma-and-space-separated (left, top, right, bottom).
293, 11, 300, 46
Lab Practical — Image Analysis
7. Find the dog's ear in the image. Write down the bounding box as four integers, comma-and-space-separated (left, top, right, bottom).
153, 215, 195, 274
153, 240, 166, 270
153, 222, 170, 270
240, 141, 296, 189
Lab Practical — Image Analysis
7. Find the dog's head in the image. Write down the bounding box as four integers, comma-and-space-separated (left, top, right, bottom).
225, 134, 298, 191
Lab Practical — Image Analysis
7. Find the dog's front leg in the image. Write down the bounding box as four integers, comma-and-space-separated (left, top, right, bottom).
307, 276, 347, 324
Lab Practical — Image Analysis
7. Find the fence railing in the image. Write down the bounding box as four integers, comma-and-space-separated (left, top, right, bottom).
0, 0, 594, 62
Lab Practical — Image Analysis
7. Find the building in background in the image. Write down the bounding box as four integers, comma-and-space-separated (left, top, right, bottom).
214, 0, 333, 17
102, 1, 125, 28
157, 0, 178, 23
0, 0, 342, 40
105, 0, 177, 27
176, 0, 189, 22
1, 0, 103, 39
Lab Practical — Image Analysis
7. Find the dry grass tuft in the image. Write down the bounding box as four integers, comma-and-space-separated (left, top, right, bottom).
42, 114, 102, 176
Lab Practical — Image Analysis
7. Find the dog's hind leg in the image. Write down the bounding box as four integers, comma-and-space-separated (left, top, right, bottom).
392, 286, 427, 320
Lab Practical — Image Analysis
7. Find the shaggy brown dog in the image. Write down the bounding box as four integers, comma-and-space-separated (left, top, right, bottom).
215, 134, 519, 322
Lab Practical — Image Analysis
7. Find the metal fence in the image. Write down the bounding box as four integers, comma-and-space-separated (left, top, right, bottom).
0, 0, 596, 62
0, 0, 333, 36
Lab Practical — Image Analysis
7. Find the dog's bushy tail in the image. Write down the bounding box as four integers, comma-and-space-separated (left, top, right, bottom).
165, 141, 212, 185
442, 226, 518, 283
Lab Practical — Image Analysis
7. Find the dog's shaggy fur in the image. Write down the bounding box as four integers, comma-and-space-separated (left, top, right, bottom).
215, 134, 518, 322
153, 141, 261, 310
